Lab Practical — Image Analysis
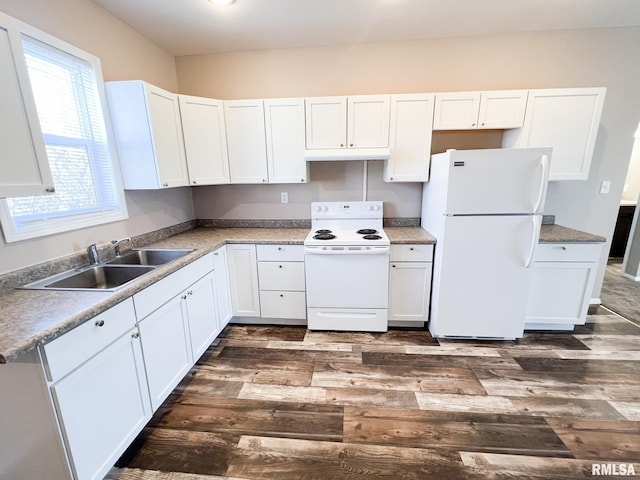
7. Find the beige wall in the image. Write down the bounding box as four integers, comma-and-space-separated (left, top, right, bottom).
177, 27, 640, 298
0, 0, 192, 274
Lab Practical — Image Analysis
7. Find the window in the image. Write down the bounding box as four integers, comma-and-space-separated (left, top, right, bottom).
0, 31, 127, 243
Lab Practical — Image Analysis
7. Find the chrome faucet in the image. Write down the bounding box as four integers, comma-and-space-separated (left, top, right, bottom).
111, 237, 132, 257
87, 244, 100, 265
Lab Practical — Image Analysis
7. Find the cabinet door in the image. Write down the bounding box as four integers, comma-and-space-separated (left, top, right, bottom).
385, 94, 434, 182
264, 98, 307, 183
433, 92, 481, 130
224, 100, 268, 183
348, 95, 390, 148
388, 262, 431, 323
226, 244, 261, 317
185, 272, 220, 360
213, 246, 233, 328
138, 295, 192, 410
478, 90, 527, 129
178, 94, 230, 185
509, 88, 606, 180
0, 25, 54, 197
145, 84, 189, 187
51, 330, 151, 480
526, 261, 597, 326
305, 96, 347, 149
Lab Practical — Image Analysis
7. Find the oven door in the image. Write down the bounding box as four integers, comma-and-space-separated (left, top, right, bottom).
305, 246, 389, 309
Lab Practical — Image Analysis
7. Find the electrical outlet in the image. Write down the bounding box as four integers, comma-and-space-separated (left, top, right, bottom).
599, 180, 611, 194
280, 192, 288, 204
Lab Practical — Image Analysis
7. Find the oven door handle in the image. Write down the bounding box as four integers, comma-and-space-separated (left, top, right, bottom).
304, 246, 390, 255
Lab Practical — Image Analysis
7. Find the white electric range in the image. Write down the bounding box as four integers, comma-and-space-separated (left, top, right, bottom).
304, 201, 390, 332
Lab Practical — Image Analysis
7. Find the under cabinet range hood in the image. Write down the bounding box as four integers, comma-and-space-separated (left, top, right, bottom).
304, 148, 391, 161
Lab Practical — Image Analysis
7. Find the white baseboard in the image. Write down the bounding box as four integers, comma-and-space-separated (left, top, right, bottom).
621, 272, 640, 282
230, 316, 307, 326
590, 298, 601, 305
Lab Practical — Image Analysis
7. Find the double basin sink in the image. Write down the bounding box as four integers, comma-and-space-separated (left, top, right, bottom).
22, 248, 194, 292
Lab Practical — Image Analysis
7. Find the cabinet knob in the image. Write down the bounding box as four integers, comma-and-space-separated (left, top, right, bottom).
410, 247, 414, 251
162, 182, 168, 187
45, 187, 55, 193
340, 144, 344, 147
131, 332, 139, 339
390, 177, 394, 181
95, 319, 105, 327
279, 265, 283, 268
350, 143, 354, 147
301, 179, 304, 182
182, 294, 187, 300
278, 247, 282, 251
192, 180, 197, 184
481, 123, 485, 126
280, 294, 284, 298
392, 264, 396, 268
188, 290, 193, 295
262, 179, 266, 182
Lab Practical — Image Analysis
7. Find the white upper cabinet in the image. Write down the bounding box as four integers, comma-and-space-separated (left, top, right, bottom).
433, 90, 527, 130
224, 99, 269, 184
503, 87, 606, 181
384, 94, 435, 182
0, 21, 54, 197
106, 80, 189, 189
348, 95, 391, 148
264, 98, 308, 183
305, 95, 390, 149
178, 94, 230, 185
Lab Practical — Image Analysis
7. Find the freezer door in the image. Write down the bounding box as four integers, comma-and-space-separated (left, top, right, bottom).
442, 148, 551, 215
429, 215, 540, 339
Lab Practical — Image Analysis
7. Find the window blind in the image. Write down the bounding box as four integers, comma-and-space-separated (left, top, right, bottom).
5, 35, 122, 231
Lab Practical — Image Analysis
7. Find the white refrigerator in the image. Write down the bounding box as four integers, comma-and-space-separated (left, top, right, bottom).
421, 147, 552, 339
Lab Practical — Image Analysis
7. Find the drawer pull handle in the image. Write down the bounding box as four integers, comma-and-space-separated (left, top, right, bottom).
188, 290, 193, 296
95, 320, 105, 327
182, 294, 187, 300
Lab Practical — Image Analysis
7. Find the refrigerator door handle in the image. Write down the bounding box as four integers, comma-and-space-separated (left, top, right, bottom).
525, 215, 541, 268
533, 154, 549, 214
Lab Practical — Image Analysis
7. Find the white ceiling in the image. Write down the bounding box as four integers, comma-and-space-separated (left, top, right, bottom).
92, 0, 640, 56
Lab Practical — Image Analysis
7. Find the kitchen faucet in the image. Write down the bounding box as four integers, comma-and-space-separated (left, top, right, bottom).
111, 237, 132, 257
86, 244, 100, 265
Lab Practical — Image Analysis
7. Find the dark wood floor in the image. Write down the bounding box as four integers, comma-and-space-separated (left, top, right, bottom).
107, 307, 640, 479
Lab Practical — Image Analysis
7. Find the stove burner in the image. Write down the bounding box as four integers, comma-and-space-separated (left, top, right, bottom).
357, 229, 378, 235
363, 234, 382, 240
315, 229, 332, 234
313, 233, 336, 240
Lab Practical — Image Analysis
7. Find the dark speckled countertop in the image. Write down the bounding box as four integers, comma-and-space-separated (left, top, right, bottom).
0, 223, 599, 364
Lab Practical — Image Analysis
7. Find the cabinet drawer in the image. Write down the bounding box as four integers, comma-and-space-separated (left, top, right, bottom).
390, 244, 434, 262
43, 298, 136, 382
256, 244, 304, 262
134, 253, 214, 319
535, 243, 601, 262
258, 261, 305, 291
259, 291, 307, 319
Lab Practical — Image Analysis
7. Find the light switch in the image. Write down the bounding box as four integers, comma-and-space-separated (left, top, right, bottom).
599, 181, 611, 194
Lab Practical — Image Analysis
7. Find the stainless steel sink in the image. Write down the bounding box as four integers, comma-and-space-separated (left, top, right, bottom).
106, 248, 193, 266
22, 265, 155, 291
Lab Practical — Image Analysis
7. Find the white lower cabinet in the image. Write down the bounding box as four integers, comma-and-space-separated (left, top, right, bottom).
51, 328, 151, 480
133, 253, 217, 410
257, 244, 306, 320
227, 244, 261, 317
137, 294, 193, 410
185, 271, 220, 360
388, 244, 433, 326
213, 246, 233, 328
526, 242, 602, 330
40, 298, 151, 480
